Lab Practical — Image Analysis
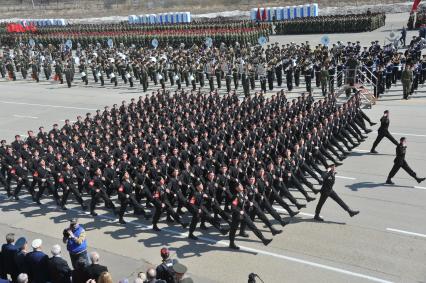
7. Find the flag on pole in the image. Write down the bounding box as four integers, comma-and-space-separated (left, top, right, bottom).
412, 0, 422, 12
262, 7, 267, 21
256, 7, 261, 21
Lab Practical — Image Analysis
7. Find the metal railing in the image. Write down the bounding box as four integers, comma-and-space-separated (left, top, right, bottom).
335, 67, 376, 108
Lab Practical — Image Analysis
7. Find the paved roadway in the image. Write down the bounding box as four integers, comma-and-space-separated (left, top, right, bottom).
0, 12, 425, 283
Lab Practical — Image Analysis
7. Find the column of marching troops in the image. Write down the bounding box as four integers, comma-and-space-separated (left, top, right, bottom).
0, 20, 272, 49
2, 36, 426, 99
0, 88, 370, 249
274, 12, 386, 35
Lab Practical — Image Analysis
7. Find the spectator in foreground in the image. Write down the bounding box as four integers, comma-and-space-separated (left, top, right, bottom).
14, 237, 29, 276
72, 258, 88, 283
97, 272, 113, 283
145, 268, 165, 283
172, 263, 193, 283
25, 239, 49, 283
85, 251, 108, 281
136, 272, 146, 282
1, 233, 18, 281
16, 273, 28, 283
48, 244, 72, 283
156, 248, 174, 283
63, 218, 88, 269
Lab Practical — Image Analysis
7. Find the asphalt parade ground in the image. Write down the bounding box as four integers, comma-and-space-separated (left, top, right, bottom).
0, 12, 425, 283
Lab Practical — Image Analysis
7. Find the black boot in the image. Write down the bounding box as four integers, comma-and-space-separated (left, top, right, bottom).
289, 210, 299, 218
239, 231, 249, 238
271, 228, 282, 236
296, 203, 306, 210
153, 224, 161, 232
314, 214, 324, 221
262, 238, 273, 246
188, 233, 198, 240
229, 242, 240, 250
306, 196, 315, 202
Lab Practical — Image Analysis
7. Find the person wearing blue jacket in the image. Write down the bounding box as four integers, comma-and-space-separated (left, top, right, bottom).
63, 218, 88, 269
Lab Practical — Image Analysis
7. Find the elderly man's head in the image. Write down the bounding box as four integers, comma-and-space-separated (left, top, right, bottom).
17, 273, 28, 283
51, 244, 61, 256
90, 251, 100, 264
146, 268, 157, 280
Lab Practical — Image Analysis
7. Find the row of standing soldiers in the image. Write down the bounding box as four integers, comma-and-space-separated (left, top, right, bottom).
275, 12, 386, 34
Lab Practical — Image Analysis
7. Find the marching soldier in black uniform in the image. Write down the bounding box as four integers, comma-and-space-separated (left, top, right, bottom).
58, 163, 87, 211
187, 181, 229, 240
34, 159, 60, 205
118, 171, 149, 224
229, 183, 272, 250
370, 110, 398, 153
89, 167, 117, 217
385, 137, 425, 185
10, 157, 34, 200
314, 164, 359, 221
151, 176, 188, 232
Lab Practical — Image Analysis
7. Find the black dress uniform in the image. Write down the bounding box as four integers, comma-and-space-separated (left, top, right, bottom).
34, 161, 60, 205
118, 172, 149, 224
187, 182, 229, 240
386, 138, 425, 185
59, 164, 86, 210
314, 166, 359, 221
88, 168, 117, 217
228, 184, 272, 250
151, 178, 188, 231
370, 111, 398, 153
11, 158, 34, 200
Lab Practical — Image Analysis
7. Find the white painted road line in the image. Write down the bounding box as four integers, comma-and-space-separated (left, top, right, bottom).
353, 149, 370, 152
371, 131, 426, 138
13, 114, 38, 119
0, 100, 97, 111
386, 228, 426, 239
0, 195, 393, 283
272, 206, 319, 218
390, 132, 426, 138
299, 212, 315, 217
223, 244, 394, 283
336, 175, 357, 180
413, 186, 426, 190
317, 173, 356, 181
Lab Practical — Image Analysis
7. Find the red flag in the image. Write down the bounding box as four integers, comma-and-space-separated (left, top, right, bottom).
30, 24, 36, 33
412, 0, 421, 12
262, 7, 267, 21
6, 23, 18, 33
256, 7, 261, 21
